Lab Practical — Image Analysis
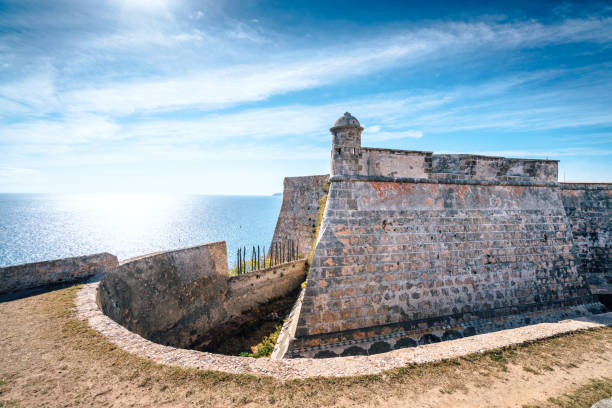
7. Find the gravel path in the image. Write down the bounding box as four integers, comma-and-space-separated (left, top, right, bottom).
76, 277, 612, 380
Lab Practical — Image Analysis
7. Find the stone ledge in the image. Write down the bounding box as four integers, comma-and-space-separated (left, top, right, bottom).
76, 277, 612, 380
559, 183, 612, 190
330, 174, 560, 187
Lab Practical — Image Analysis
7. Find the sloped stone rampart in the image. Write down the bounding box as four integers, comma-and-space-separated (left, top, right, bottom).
98, 241, 307, 349
270, 175, 329, 258
559, 183, 612, 296
0, 252, 118, 294
286, 176, 604, 358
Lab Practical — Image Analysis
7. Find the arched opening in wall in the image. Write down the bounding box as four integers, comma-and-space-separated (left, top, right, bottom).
597, 294, 612, 311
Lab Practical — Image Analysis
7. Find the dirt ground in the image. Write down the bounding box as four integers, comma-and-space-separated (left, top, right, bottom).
0, 285, 611, 408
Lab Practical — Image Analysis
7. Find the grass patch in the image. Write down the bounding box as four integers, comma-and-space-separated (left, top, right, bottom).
239, 324, 283, 358
523, 366, 541, 375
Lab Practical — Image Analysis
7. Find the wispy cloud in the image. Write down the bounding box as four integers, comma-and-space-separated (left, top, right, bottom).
4, 16, 610, 117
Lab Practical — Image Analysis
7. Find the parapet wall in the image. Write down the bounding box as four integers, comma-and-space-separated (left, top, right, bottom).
0, 253, 118, 294
270, 175, 330, 258
98, 241, 307, 348
229, 260, 307, 309
431, 154, 558, 182
559, 183, 612, 296
332, 145, 558, 183
285, 176, 603, 358
98, 242, 229, 348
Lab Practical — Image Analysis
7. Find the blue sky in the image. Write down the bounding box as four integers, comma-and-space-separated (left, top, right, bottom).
0, 0, 611, 194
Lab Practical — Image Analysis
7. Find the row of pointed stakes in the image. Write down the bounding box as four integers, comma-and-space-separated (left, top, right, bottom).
235, 240, 299, 274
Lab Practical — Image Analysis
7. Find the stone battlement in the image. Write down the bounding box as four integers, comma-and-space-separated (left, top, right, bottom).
277, 112, 609, 359
330, 113, 557, 182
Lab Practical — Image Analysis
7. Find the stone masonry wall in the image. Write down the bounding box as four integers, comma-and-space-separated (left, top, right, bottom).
229, 260, 307, 309
331, 147, 558, 183
360, 148, 431, 178
270, 175, 329, 258
0, 253, 118, 294
285, 177, 602, 358
559, 183, 612, 296
98, 241, 307, 349
98, 242, 230, 348
431, 155, 558, 182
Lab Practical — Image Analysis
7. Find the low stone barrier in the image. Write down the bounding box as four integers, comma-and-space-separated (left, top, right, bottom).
0, 253, 118, 295
98, 241, 307, 349
229, 260, 306, 309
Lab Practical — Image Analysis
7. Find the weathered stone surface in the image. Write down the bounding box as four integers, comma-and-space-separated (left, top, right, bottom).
432, 154, 558, 182
0, 252, 118, 294
98, 242, 230, 348
280, 113, 606, 358
285, 178, 603, 357
270, 175, 329, 258
329, 113, 558, 183
559, 183, 612, 297
228, 260, 308, 313
98, 242, 307, 349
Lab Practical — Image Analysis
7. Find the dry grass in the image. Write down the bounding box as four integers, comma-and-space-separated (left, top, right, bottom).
523, 378, 612, 408
0, 285, 611, 407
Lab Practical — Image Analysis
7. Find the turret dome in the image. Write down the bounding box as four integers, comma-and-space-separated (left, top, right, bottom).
331, 112, 361, 129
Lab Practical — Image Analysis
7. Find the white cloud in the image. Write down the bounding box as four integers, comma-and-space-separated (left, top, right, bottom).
364, 129, 424, 142
90, 29, 206, 48
0, 69, 58, 116
0, 167, 41, 183
468, 148, 612, 158
0, 115, 121, 144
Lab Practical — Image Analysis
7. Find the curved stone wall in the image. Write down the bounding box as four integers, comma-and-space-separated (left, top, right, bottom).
78, 278, 612, 379
0, 252, 117, 294
98, 241, 307, 349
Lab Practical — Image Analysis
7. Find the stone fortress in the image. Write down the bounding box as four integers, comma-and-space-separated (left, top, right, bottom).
1, 112, 610, 363
271, 112, 611, 358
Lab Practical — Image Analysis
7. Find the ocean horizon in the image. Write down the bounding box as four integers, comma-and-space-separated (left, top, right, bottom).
0, 193, 282, 268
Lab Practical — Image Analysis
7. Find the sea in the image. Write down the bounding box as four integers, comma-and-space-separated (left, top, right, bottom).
0, 194, 282, 268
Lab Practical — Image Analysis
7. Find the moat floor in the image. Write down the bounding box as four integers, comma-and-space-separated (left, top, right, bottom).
0, 285, 611, 408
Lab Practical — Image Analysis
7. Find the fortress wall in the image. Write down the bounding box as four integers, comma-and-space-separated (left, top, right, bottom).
228, 259, 307, 310
559, 183, 612, 296
331, 147, 557, 183
98, 241, 307, 348
0, 253, 118, 294
270, 175, 329, 257
359, 148, 431, 178
287, 177, 601, 358
98, 242, 230, 347
431, 155, 558, 182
